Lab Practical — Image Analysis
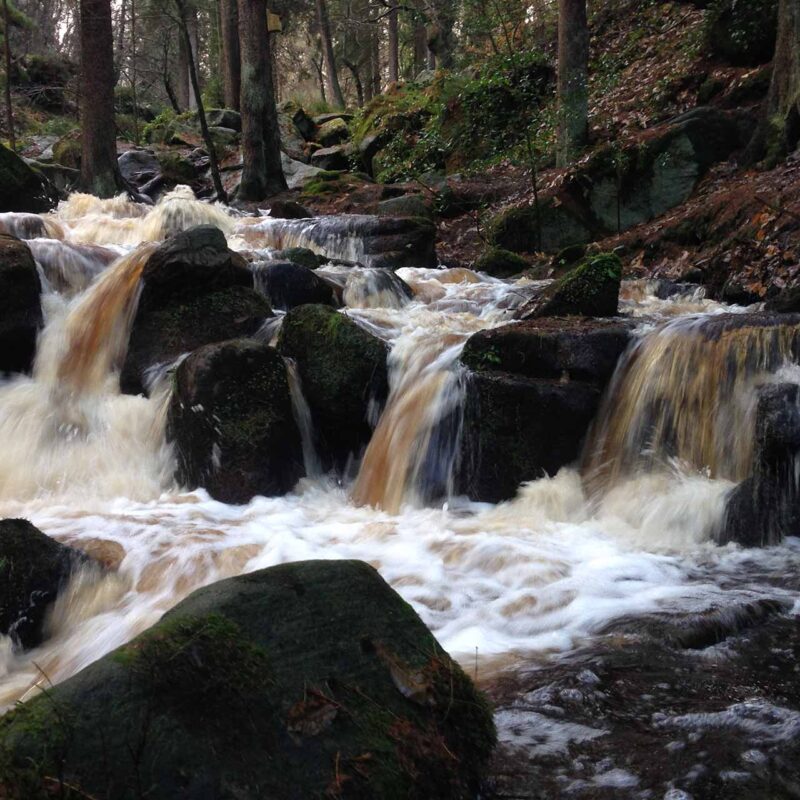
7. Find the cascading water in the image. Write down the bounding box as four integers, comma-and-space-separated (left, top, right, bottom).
583, 313, 800, 494
0, 192, 799, 722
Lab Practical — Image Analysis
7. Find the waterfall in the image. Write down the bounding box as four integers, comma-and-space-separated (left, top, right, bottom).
286, 358, 322, 477
0, 244, 174, 502
582, 313, 800, 494
28, 239, 119, 296
0, 212, 64, 240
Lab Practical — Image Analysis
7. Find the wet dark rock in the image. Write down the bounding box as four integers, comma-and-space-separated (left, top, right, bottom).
488, 199, 592, 254
267, 200, 313, 219
0, 142, 59, 213
0, 518, 89, 649
457, 372, 601, 503
252, 261, 337, 311
271, 246, 324, 269
463, 317, 633, 385
156, 150, 198, 186
473, 247, 529, 278
459, 317, 632, 503
168, 340, 303, 503
28, 160, 79, 196
489, 609, 800, 800
720, 383, 800, 547
765, 285, 800, 314
721, 276, 761, 306
0, 559, 495, 800
122, 226, 272, 395
309, 144, 350, 171
277, 100, 315, 140
278, 304, 388, 469
377, 194, 432, 220
118, 149, 161, 189
516, 253, 622, 320
706, 0, 778, 66
0, 234, 42, 373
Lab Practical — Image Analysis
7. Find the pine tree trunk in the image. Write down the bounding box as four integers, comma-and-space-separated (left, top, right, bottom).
3, 0, 15, 151
220, 0, 240, 111
237, 0, 286, 200
79, 0, 121, 197
176, 29, 190, 109
556, 0, 589, 167
748, 0, 800, 164
371, 26, 381, 96
388, 5, 399, 84
413, 18, 427, 77
316, 0, 345, 108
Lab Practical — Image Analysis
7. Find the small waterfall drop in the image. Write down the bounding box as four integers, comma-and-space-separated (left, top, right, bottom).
583, 313, 800, 493
286, 358, 322, 477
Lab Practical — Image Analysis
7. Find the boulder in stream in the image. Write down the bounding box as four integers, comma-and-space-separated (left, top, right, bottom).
0, 234, 42, 373
0, 560, 495, 800
252, 261, 337, 311
459, 318, 633, 502
278, 304, 389, 469
168, 339, 304, 503
0, 142, 59, 213
720, 382, 800, 547
121, 226, 272, 395
0, 518, 88, 649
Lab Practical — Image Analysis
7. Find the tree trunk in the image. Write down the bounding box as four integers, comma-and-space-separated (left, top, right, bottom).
186, 5, 199, 110
316, 0, 345, 108
220, 0, 240, 111
371, 25, 381, 97
344, 59, 364, 107
176, 29, 190, 109
556, 0, 589, 168
237, 0, 286, 200
388, 5, 399, 84
3, 0, 15, 151
748, 0, 800, 164
175, 0, 226, 202
79, 0, 121, 197
426, 0, 456, 69
413, 17, 427, 77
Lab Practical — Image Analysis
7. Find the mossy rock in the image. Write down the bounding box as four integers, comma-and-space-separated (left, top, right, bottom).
51, 133, 82, 170
0, 234, 42, 372
0, 560, 495, 800
516, 252, 622, 320
706, 0, 778, 66
0, 144, 59, 214
488, 202, 592, 254
376, 194, 432, 220
473, 247, 528, 278
271, 247, 324, 269
278, 304, 388, 469
0, 519, 89, 649
168, 339, 303, 502
121, 227, 272, 395
156, 150, 198, 185
317, 117, 351, 148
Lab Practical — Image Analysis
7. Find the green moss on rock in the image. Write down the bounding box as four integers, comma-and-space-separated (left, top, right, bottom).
473, 247, 528, 278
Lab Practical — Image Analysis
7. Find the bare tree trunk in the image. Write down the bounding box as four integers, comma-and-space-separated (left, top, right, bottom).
413, 17, 427, 77
176, 29, 190, 109
237, 0, 286, 200
556, 0, 589, 167
427, 48, 435, 70
79, 0, 121, 197
312, 53, 327, 103
186, 5, 199, 110
371, 24, 381, 96
174, 0, 226, 202
426, 0, 456, 68
130, 0, 140, 145
388, 4, 399, 84
220, 0, 240, 111
344, 59, 364, 106
316, 0, 345, 108
748, 0, 800, 164
3, 0, 15, 151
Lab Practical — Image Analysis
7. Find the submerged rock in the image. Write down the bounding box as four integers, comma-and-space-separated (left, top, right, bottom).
168, 340, 303, 503
0, 234, 42, 373
720, 383, 800, 547
121, 226, 272, 395
0, 519, 88, 649
516, 252, 622, 320
278, 304, 388, 468
0, 560, 495, 799
459, 318, 632, 502
252, 260, 337, 311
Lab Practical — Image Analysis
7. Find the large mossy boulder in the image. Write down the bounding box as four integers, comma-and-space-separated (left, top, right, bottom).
490, 108, 742, 254
0, 234, 42, 373
278, 304, 389, 468
706, 0, 778, 66
317, 117, 350, 147
458, 318, 632, 502
0, 143, 58, 213
720, 383, 800, 547
277, 99, 316, 141
252, 261, 337, 311
472, 247, 528, 278
168, 340, 304, 503
0, 560, 495, 800
121, 226, 272, 395
515, 252, 622, 320
0, 519, 88, 649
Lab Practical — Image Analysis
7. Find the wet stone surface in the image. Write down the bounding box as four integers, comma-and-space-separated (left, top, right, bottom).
487, 610, 800, 799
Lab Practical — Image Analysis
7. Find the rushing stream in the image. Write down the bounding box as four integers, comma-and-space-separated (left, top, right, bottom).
1, 189, 799, 728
